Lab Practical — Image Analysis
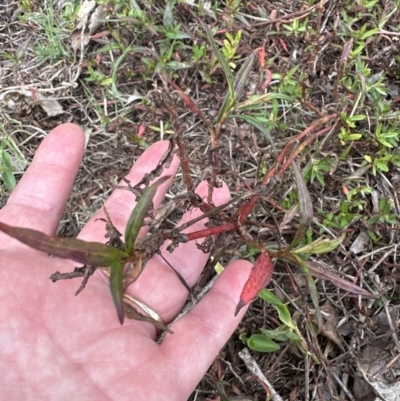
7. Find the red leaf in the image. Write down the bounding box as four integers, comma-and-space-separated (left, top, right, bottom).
235, 252, 274, 316
171, 81, 206, 119
137, 123, 146, 138
258, 45, 265, 68
0, 222, 128, 266
306, 260, 373, 298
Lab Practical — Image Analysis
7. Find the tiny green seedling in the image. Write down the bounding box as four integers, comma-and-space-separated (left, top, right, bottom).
0, 149, 16, 191
240, 289, 308, 355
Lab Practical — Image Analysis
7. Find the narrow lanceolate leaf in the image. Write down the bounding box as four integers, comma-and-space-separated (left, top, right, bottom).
203, 24, 234, 101
305, 260, 373, 297
171, 81, 214, 136
0, 222, 128, 266
124, 298, 172, 333
235, 252, 274, 316
294, 233, 345, 255
124, 176, 170, 256
294, 255, 322, 332
110, 259, 125, 324
171, 81, 207, 120
258, 289, 296, 330
216, 53, 256, 124
233, 52, 256, 100
290, 162, 313, 248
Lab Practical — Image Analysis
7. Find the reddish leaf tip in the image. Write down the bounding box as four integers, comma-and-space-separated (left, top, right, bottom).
235, 252, 274, 317
235, 299, 247, 316
117, 306, 124, 325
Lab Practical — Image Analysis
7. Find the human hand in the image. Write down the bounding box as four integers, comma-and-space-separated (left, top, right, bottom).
0, 123, 252, 401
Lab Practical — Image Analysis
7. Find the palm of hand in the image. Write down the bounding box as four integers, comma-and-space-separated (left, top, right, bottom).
0, 124, 250, 401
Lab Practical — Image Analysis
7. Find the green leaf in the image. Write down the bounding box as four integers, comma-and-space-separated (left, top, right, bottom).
360, 27, 379, 40
216, 95, 234, 124
165, 61, 191, 70
368, 215, 380, 225
110, 259, 125, 324
0, 222, 128, 266
258, 289, 296, 330
2, 151, 13, 170
2, 170, 16, 191
111, 45, 135, 102
163, 1, 174, 28
285, 330, 303, 343
350, 115, 366, 121
203, 25, 234, 102
247, 334, 281, 352
294, 233, 345, 255
165, 30, 191, 40
124, 176, 170, 256
379, 198, 391, 215
260, 325, 291, 341
236, 93, 292, 111
215, 53, 256, 124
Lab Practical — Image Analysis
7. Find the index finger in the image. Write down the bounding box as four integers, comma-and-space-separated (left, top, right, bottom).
0, 123, 85, 248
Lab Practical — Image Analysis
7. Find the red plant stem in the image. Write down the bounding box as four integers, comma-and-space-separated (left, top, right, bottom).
166, 115, 339, 250
174, 121, 213, 212
207, 146, 220, 204
171, 81, 214, 137
175, 132, 194, 193
277, 125, 335, 176
261, 197, 286, 212
185, 223, 237, 241
232, 115, 339, 229
262, 114, 337, 185
238, 195, 260, 223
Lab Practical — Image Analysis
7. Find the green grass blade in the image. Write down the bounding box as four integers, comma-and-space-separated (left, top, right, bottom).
111, 45, 133, 102
203, 25, 234, 102
216, 53, 256, 124
216, 95, 232, 124
124, 176, 170, 256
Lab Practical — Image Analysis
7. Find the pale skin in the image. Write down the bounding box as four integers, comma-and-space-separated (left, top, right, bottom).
0, 123, 252, 401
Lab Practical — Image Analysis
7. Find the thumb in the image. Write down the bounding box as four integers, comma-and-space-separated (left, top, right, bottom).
161, 259, 252, 399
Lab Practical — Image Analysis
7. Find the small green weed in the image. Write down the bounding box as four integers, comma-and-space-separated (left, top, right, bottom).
28, 1, 73, 62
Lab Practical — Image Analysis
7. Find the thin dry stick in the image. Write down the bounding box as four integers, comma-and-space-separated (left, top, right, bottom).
372, 353, 400, 379
382, 297, 400, 352
238, 348, 284, 401
304, 355, 310, 401
331, 369, 355, 401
